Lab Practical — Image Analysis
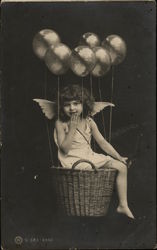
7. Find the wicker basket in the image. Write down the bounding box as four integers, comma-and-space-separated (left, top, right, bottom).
51, 160, 117, 217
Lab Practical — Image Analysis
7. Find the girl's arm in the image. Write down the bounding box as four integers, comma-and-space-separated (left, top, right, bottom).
55, 114, 79, 154
89, 118, 126, 162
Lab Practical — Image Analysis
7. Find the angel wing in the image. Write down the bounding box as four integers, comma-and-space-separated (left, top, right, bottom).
91, 102, 115, 116
33, 98, 56, 119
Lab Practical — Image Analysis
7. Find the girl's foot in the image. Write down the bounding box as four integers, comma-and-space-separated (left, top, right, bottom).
117, 205, 135, 219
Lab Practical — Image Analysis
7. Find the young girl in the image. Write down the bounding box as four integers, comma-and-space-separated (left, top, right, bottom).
54, 84, 134, 219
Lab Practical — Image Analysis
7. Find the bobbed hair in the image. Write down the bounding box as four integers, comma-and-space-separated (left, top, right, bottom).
55, 84, 95, 121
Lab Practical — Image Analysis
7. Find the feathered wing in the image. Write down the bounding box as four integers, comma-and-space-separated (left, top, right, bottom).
33, 98, 56, 119
91, 102, 115, 116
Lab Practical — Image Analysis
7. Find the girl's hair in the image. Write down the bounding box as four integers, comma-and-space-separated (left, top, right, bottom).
55, 84, 95, 121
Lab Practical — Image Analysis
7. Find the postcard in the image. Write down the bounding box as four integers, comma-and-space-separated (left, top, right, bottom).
1, 0, 156, 249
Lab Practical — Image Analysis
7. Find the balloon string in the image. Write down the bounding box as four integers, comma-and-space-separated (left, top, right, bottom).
81, 78, 84, 119
57, 76, 60, 167
90, 74, 93, 97
90, 74, 96, 151
98, 78, 107, 139
44, 68, 54, 166
45, 120, 54, 166
109, 66, 114, 143
44, 69, 47, 98
58, 76, 60, 120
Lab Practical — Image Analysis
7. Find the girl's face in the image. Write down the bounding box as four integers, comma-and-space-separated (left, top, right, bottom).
63, 100, 83, 118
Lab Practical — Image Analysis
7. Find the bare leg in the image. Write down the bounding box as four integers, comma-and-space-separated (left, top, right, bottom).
106, 159, 134, 219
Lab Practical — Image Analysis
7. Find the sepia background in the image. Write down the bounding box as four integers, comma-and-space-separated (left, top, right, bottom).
1, 1, 156, 249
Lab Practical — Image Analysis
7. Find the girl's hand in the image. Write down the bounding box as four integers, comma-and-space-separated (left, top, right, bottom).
69, 114, 80, 130
119, 156, 128, 165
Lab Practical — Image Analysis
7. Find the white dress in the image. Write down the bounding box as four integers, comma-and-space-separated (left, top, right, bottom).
54, 118, 112, 170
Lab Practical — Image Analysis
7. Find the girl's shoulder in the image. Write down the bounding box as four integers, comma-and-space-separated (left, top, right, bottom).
86, 117, 97, 129
55, 119, 62, 128
86, 117, 94, 124
55, 119, 64, 129
87, 117, 93, 121
86, 117, 95, 128
55, 119, 68, 132
55, 119, 66, 125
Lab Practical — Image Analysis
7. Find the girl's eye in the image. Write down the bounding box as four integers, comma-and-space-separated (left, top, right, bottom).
64, 104, 70, 107
64, 101, 81, 107
74, 101, 81, 105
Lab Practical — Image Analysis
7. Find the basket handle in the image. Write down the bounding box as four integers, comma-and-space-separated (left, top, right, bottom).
72, 159, 97, 172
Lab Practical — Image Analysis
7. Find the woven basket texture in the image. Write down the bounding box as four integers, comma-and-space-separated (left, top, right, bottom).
51, 167, 117, 217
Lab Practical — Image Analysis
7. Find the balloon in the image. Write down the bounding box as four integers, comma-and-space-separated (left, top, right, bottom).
44, 43, 71, 75
102, 35, 127, 65
79, 32, 100, 48
32, 29, 61, 60
92, 47, 111, 77
69, 46, 96, 77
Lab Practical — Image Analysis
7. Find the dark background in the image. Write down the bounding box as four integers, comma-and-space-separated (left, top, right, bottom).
1, 1, 156, 249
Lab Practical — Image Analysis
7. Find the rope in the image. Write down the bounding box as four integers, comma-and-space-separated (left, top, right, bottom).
109, 66, 114, 143
44, 68, 54, 166
98, 78, 107, 139
58, 76, 60, 120
81, 78, 84, 119
57, 76, 60, 167
90, 73, 93, 97
90, 74, 96, 151
44, 69, 47, 98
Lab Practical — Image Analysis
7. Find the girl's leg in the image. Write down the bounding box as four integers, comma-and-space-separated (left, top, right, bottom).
106, 159, 134, 219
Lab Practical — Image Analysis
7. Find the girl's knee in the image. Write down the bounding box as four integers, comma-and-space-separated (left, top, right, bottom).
118, 162, 127, 173
109, 160, 127, 173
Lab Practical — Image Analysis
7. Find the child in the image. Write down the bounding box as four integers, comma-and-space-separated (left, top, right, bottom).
54, 84, 134, 219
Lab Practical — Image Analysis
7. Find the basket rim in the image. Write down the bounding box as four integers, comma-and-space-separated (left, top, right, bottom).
50, 166, 117, 172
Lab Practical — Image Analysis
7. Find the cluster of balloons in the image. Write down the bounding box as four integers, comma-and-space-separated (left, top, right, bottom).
32, 29, 127, 77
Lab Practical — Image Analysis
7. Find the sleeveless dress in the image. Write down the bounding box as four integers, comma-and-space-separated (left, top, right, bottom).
54, 118, 112, 170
